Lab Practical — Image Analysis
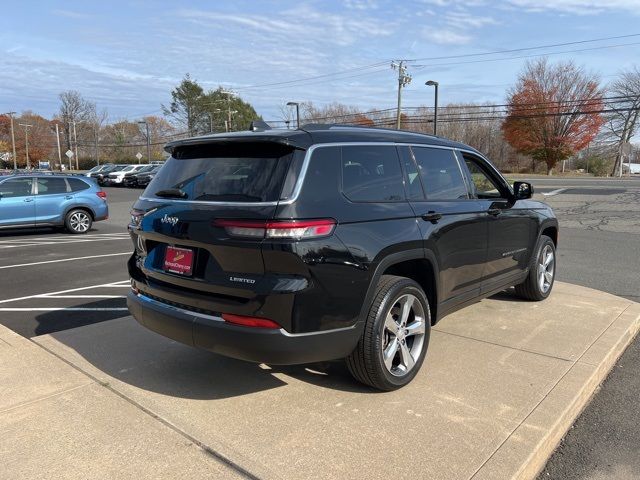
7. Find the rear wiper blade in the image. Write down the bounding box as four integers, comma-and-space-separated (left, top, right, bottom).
155, 188, 187, 199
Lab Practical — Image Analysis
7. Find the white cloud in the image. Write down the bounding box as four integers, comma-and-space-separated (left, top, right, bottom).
51, 9, 92, 19
422, 28, 472, 45
445, 11, 497, 27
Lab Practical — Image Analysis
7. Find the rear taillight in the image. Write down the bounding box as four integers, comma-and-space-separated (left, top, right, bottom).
222, 313, 280, 329
213, 219, 336, 239
96, 191, 107, 199
130, 208, 145, 227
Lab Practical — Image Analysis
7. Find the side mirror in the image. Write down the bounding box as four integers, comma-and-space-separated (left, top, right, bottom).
513, 181, 533, 200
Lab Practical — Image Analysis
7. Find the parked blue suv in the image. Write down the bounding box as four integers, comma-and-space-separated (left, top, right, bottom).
0, 175, 108, 233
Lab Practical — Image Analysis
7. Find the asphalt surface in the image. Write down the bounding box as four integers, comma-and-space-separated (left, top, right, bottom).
529, 177, 640, 480
0, 178, 638, 479
0, 187, 138, 338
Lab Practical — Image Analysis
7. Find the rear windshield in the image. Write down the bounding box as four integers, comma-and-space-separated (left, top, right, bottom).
144, 142, 300, 202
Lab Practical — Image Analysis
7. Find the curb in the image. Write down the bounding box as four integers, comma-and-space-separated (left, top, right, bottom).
473, 303, 640, 480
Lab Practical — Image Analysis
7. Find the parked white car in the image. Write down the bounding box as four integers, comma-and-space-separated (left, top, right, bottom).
105, 165, 147, 185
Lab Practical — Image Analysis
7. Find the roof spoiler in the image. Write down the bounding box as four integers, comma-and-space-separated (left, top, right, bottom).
249, 120, 272, 132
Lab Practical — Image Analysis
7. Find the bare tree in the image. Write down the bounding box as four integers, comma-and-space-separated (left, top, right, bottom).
603, 66, 640, 176
57, 91, 95, 155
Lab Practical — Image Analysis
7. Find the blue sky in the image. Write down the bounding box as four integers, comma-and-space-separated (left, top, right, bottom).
1, 0, 639, 122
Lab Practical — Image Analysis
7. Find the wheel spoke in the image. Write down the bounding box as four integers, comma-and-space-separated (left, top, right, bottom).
405, 318, 425, 337
538, 270, 545, 290
544, 252, 554, 267
384, 313, 399, 336
383, 337, 399, 370
399, 295, 414, 326
398, 341, 415, 372
544, 271, 553, 283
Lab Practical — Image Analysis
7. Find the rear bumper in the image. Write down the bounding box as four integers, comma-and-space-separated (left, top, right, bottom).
127, 291, 363, 365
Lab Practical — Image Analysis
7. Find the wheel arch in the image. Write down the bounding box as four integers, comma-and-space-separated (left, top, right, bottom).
360, 249, 440, 325
64, 204, 96, 221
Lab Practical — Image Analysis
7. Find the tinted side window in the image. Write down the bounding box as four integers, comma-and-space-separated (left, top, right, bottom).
462, 155, 505, 199
0, 178, 33, 198
37, 177, 68, 195
67, 178, 90, 192
341, 146, 404, 202
398, 147, 425, 200
411, 147, 468, 200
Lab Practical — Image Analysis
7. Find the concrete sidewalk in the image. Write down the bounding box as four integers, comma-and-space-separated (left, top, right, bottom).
1, 282, 639, 480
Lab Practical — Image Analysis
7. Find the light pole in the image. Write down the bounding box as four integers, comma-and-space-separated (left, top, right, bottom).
137, 120, 151, 163
2, 112, 17, 170
18, 123, 32, 169
425, 80, 439, 135
286, 102, 300, 128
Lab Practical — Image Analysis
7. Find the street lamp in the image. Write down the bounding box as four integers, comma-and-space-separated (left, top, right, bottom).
18, 123, 32, 169
425, 80, 439, 135
137, 121, 151, 163
286, 102, 300, 128
2, 112, 17, 170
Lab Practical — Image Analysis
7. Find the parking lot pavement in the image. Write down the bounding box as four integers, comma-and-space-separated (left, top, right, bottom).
0, 189, 134, 338
20, 282, 638, 480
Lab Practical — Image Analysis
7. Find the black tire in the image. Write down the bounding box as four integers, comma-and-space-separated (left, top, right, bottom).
346, 275, 431, 391
64, 209, 92, 234
515, 235, 556, 301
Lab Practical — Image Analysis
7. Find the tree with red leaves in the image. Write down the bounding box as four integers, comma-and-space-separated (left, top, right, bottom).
502, 59, 604, 175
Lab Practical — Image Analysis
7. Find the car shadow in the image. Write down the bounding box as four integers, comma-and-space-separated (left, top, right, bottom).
488, 287, 531, 303
39, 300, 375, 400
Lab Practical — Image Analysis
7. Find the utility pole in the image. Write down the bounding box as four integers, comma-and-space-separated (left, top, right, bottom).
3, 112, 17, 170
55, 123, 62, 171
19, 123, 32, 169
72, 121, 79, 170
392, 61, 411, 130
208, 112, 214, 133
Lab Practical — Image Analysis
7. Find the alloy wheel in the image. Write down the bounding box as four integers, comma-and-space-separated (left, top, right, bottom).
382, 293, 426, 377
537, 244, 555, 293
69, 212, 90, 233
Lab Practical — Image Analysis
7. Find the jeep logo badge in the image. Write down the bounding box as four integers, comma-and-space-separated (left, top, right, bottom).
160, 214, 179, 226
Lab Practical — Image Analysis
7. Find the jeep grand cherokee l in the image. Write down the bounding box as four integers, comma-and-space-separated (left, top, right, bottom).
127, 125, 558, 391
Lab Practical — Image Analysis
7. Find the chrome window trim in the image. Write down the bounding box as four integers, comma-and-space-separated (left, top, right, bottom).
137, 142, 474, 206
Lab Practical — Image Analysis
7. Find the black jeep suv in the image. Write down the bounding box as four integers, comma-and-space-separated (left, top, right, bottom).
127, 125, 558, 390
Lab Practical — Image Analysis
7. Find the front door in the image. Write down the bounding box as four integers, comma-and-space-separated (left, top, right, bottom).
0, 177, 35, 227
458, 151, 534, 293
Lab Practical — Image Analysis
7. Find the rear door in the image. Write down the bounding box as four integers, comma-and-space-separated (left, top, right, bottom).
132, 141, 301, 298
401, 146, 488, 306
0, 177, 35, 227
34, 177, 74, 224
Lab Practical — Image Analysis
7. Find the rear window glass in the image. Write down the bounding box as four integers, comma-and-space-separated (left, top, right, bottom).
144, 142, 299, 202
67, 178, 90, 192
37, 177, 68, 195
341, 145, 404, 202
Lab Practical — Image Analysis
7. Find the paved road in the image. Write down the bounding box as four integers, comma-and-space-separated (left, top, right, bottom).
534, 178, 640, 479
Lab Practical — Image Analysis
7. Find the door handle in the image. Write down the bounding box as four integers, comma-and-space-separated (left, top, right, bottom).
421, 211, 442, 223
65, 195, 73, 200
487, 208, 501, 216
24, 197, 34, 202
